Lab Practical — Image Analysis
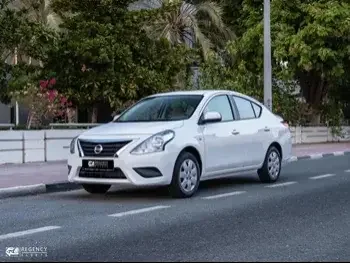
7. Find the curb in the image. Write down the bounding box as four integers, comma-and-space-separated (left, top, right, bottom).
289, 150, 350, 162
0, 150, 349, 199
0, 182, 82, 199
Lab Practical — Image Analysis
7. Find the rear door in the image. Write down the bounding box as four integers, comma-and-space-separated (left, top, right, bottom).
229, 95, 267, 167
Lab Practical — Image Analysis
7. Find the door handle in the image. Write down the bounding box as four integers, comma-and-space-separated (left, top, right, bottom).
232, 130, 240, 135
264, 127, 270, 132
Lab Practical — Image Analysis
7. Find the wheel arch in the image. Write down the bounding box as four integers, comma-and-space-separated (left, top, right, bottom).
269, 141, 283, 159
177, 145, 203, 175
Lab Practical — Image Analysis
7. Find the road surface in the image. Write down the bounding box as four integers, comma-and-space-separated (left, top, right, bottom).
0, 154, 349, 261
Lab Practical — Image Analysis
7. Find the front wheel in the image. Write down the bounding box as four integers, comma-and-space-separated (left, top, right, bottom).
169, 152, 201, 198
82, 184, 111, 194
257, 146, 281, 183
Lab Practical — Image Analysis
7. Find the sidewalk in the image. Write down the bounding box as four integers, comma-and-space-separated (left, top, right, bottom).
0, 161, 66, 188
0, 142, 349, 194
292, 142, 350, 157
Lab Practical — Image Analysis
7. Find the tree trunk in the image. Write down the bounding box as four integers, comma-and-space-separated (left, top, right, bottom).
310, 114, 321, 125
27, 112, 33, 129
67, 107, 77, 123
27, 110, 41, 129
91, 105, 98, 123
297, 70, 327, 125
13, 48, 18, 65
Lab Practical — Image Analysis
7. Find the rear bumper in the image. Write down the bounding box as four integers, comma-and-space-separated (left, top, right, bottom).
280, 131, 293, 166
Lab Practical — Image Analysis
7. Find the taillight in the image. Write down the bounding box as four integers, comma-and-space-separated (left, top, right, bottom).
281, 121, 289, 128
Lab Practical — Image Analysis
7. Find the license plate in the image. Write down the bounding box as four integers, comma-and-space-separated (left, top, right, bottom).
82, 160, 114, 171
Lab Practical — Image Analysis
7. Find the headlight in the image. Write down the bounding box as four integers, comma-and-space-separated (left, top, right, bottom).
130, 130, 175, 155
70, 137, 77, 154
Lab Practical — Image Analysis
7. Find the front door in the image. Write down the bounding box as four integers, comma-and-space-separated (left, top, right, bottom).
200, 94, 242, 175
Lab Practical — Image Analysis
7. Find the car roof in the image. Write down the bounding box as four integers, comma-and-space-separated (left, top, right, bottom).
147, 90, 263, 105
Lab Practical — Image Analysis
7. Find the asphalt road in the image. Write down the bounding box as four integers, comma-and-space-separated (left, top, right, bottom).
0, 155, 349, 262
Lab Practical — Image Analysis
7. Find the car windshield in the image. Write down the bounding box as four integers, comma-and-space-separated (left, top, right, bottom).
115, 95, 203, 122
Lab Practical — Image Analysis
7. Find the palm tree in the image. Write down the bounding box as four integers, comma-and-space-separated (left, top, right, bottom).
129, 0, 234, 60
11, 0, 61, 29
5, 0, 62, 66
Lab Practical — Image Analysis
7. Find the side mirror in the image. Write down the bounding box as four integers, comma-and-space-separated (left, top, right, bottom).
201, 111, 222, 124
112, 114, 120, 121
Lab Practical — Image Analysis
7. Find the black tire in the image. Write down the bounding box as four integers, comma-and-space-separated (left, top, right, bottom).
82, 184, 111, 194
169, 152, 201, 198
257, 146, 282, 183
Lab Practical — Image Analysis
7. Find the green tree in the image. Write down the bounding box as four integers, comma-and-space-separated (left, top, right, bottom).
273, 0, 350, 124
2, 0, 61, 66
0, 62, 12, 104
220, 0, 350, 124
45, 0, 195, 122
0, 0, 56, 104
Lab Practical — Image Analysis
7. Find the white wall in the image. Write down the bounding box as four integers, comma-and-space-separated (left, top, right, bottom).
0, 126, 349, 165
0, 129, 84, 165
290, 126, 350, 144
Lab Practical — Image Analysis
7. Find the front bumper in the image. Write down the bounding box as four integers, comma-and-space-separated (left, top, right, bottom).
68, 150, 176, 187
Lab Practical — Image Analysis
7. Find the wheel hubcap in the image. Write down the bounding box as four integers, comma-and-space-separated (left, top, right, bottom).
268, 151, 280, 179
179, 159, 198, 192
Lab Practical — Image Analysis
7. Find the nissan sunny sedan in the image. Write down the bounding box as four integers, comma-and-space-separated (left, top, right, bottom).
68, 90, 293, 198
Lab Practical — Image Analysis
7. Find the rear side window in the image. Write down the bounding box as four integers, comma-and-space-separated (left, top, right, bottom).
252, 102, 262, 117
232, 96, 256, 119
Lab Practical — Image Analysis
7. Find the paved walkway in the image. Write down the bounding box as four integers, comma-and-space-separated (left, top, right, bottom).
0, 142, 349, 189
0, 161, 66, 188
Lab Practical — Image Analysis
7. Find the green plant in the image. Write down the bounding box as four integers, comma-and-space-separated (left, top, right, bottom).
10, 77, 71, 128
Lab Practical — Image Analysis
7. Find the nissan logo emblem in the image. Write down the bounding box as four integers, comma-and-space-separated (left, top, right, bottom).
94, 144, 103, 154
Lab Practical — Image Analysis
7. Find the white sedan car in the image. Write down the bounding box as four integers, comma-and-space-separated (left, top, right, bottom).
68, 90, 293, 198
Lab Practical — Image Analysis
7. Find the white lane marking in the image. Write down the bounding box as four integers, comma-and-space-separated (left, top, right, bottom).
108, 205, 170, 218
202, 191, 246, 200
309, 174, 336, 180
0, 226, 61, 241
333, 151, 345, 156
310, 154, 323, 159
265, 181, 297, 188
345, 169, 350, 173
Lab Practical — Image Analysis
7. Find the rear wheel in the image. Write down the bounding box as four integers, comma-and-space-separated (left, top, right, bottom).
82, 184, 111, 194
169, 152, 201, 198
257, 146, 281, 183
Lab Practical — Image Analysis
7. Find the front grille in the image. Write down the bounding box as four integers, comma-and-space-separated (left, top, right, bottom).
79, 167, 127, 179
78, 140, 131, 157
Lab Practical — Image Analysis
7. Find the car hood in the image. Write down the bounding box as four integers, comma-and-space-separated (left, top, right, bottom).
80, 120, 184, 137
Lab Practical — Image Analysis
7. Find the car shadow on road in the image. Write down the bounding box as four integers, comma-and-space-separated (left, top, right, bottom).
54, 172, 292, 202
100, 174, 262, 200
199, 175, 261, 191
54, 174, 268, 202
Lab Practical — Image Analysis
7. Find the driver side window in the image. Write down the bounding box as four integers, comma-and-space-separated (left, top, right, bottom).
203, 95, 234, 122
